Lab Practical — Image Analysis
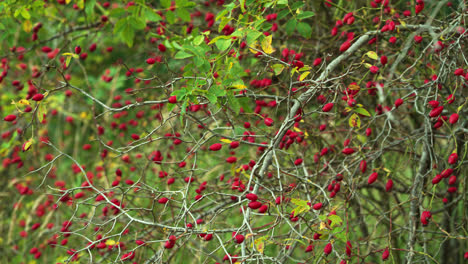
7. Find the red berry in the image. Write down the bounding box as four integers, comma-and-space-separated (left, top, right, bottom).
4, 114, 17, 122
385, 179, 393, 192
312, 202, 322, 210
449, 113, 459, 124
382, 248, 390, 260
264, 117, 273, 126
146, 58, 156, 64
342, 148, 355, 155
394, 98, 403, 108
235, 234, 245, 244
32, 93, 44, 101
246, 193, 258, 201
368, 172, 378, 184
324, 242, 332, 255
209, 143, 222, 151
448, 153, 458, 164
168, 95, 177, 104
322, 102, 334, 112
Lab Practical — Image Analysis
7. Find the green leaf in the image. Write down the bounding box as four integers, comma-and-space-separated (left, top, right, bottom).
218, 17, 232, 33
277, 9, 289, 20
144, 9, 162, 22
113, 19, 127, 34
209, 85, 226, 97
246, 30, 262, 46
85, 0, 97, 16
161, 0, 171, 8
121, 25, 135, 47
227, 93, 240, 114
215, 38, 231, 51
297, 11, 315, 20
239, 0, 246, 13
206, 93, 217, 104
285, 19, 297, 36
355, 108, 371, 117
176, 8, 191, 22
193, 35, 204, 46
174, 50, 193, 59
128, 17, 146, 30
166, 10, 176, 24
290, 1, 305, 10
272, 64, 285, 75
109, 7, 126, 18
277, 0, 288, 5
296, 22, 312, 38
238, 97, 252, 113
328, 214, 343, 228
20, 8, 31, 19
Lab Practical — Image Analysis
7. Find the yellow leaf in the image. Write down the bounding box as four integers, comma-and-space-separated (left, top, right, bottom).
80, 112, 88, 119
348, 84, 360, 91
232, 84, 247, 90
22, 139, 34, 152
349, 113, 361, 128
105, 239, 117, 246
293, 127, 302, 133
18, 99, 30, 105
365, 51, 378, 60
254, 236, 267, 254
364, 63, 372, 69
261, 35, 275, 54
398, 19, 406, 28
23, 20, 32, 33
220, 138, 232, 144
62, 52, 79, 59
299, 71, 310, 81
319, 222, 327, 230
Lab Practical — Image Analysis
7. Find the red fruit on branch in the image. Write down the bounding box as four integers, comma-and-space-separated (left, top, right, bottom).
368, 172, 378, 184
4, 114, 17, 122
429, 106, 443, 117
385, 179, 393, 192
264, 117, 274, 126
168, 95, 177, 104
322, 103, 334, 112
394, 98, 403, 108
312, 202, 323, 210
32, 93, 44, 101
339, 41, 351, 52
448, 153, 458, 164
209, 143, 222, 151
420, 210, 431, 226
246, 193, 258, 201
382, 248, 390, 260
234, 234, 245, 244
449, 113, 459, 124
324, 242, 332, 255
342, 148, 355, 155
248, 201, 262, 209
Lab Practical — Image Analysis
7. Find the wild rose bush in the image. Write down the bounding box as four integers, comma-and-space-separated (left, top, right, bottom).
0, 0, 467, 263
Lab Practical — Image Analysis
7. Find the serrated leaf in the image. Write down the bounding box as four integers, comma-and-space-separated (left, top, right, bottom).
349, 113, 360, 128
355, 108, 371, 117
365, 51, 379, 60
254, 236, 267, 254
299, 71, 310, 81
121, 25, 135, 47
128, 17, 146, 30
144, 9, 162, 22
261, 35, 275, 54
